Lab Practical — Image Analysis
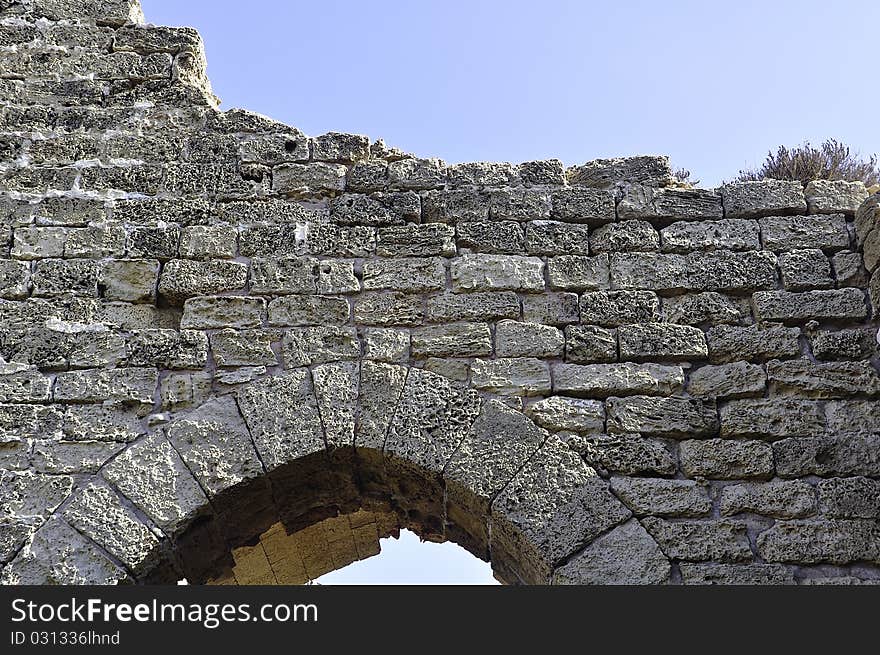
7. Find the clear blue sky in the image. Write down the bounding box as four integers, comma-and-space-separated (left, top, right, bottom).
141, 0, 878, 583
143, 0, 880, 188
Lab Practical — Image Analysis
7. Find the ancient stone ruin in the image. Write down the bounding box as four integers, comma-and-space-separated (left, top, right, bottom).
1, 0, 879, 585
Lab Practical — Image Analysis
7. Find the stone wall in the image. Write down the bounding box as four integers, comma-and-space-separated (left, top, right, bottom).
1, 0, 879, 585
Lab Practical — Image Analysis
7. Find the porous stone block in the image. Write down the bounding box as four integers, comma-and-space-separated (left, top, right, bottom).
525, 220, 590, 255
721, 180, 807, 218
660, 219, 760, 253
182, 295, 265, 328
553, 363, 683, 398
753, 289, 867, 323
522, 292, 579, 325
680, 439, 774, 479
817, 477, 880, 519
706, 325, 801, 363
364, 257, 446, 292
282, 326, 359, 367
610, 477, 711, 517
451, 254, 544, 292
759, 214, 849, 251
267, 295, 348, 326
767, 358, 880, 398
804, 180, 868, 215
642, 517, 752, 562
579, 290, 660, 326
547, 254, 610, 291
566, 433, 675, 476
564, 325, 617, 363
618, 323, 707, 361
778, 249, 833, 290
526, 396, 605, 433
100, 259, 159, 302
495, 320, 564, 358
688, 362, 766, 399
720, 481, 816, 519
757, 520, 880, 565
470, 357, 552, 396
606, 395, 718, 438
618, 185, 723, 221
158, 259, 247, 299
456, 221, 525, 254
427, 291, 519, 322
589, 220, 659, 253
773, 433, 880, 478
411, 323, 492, 358
719, 397, 824, 438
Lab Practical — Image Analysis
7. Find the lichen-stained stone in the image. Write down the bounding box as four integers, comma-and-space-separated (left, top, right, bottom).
0, 517, 127, 585
642, 517, 752, 562
520, 292, 577, 325
0, 362, 51, 402
491, 437, 631, 583
553, 363, 684, 398
427, 291, 520, 322
773, 433, 880, 478
210, 329, 278, 367
63, 404, 144, 442
273, 162, 347, 194
384, 368, 482, 473
471, 357, 551, 396
553, 519, 670, 585
125, 329, 208, 369
0, 404, 62, 440
526, 396, 605, 433
182, 295, 265, 329
377, 224, 455, 257
236, 370, 326, 470
31, 441, 124, 474
567, 156, 672, 189
778, 248, 833, 290
757, 520, 880, 565
103, 433, 209, 534
316, 260, 360, 294
495, 320, 563, 358
720, 180, 807, 218
0, 471, 72, 519
347, 160, 388, 191
167, 395, 264, 497
411, 323, 492, 358
127, 224, 181, 259
524, 221, 590, 255
610, 477, 711, 517
53, 367, 157, 408
660, 219, 760, 253
456, 220, 525, 254
387, 158, 446, 190
720, 481, 816, 519
352, 291, 423, 327
688, 362, 766, 399
312, 361, 359, 448
488, 188, 552, 221
759, 214, 849, 251
754, 288, 867, 323
307, 223, 377, 257
282, 326, 359, 367
158, 259, 247, 300
589, 220, 659, 253
579, 290, 659, 326
0, 260, 29, 299
451, 254, 544, 292
680, 439, 774, 479
618, 323, 707, 361
31, 258, 99, 296
550, 187, 616, 223
249, 257, 318, 295
679, 563, 795, 585
267, 295, 348, 326
706, 325, 801, 363
607, 396, 718, 438
445, 400, 547, 554
547, 254, 610, 291
100, 259, 159, 302
766, 358, 880, 398
805, 180, 868, 215
817, 477, 880, 519
664, 292, 750, 327
363, 257, 446, 292
617, 185, 724, 221
62, 483, 161, 577
355, 361, 408, 450
362, 328, 409, 362
564, 325, 617, 363
565, 433, 676, 476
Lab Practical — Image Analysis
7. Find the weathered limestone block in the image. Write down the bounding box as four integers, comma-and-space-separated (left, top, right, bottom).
855, 192, 880, 244
0, 471, 72, 519
364, 257, 446, 292
62, 483, 161, 577
427, 291, 519, 323
706, 325, 801, 363
778, 249, 833, 290
249, 257, 317, 295
0, 260, 29, 299
550, 188, 616, 223
471, 358, 551, 396
495, 320, 564, 358
316, 260, 359, 294
525, 221, 590, 255
354, 292, 423, 326
618, 323, 707, 361
489, 188, 552, 221
329, 192, 419, 227
1, 517, 127, 585
720, 397, 825, 438
100, 259, 159, 302
355, 361, 408, 450
552, 519, 670, 584
311, 132, 370, 162
447, 161, 516, 187
31, 259, 98, 296
424, 358, 469, 382
387, 158, 446, 190
125, 329, 208, 369
817, 477, 880, 519
757, 520, 880, 565
567, 156, 672, 189
452, 254, 544, 292
547, 254, 610, 291
282, 326, 360, 367
158, 259, 247, 299
774, 433, 880, 478
552, 363, 684, 397
210, 329, 278, 367
312, 361, 359, 448
518, 159, 565, 186
688, 362, 766, 399
767, 358, 880, 398
607, 395, 717, 437
31, 441, 124, 474
492, 437, 631, 582
522, 292, 579, 325
664, 292, 750, 326
564, 325, 617, 363
421, 189, 487, 223
565, 433, 675, 476
589, 220, 659, 253
159, 371, 212, 411
642, 517, 752, 562
526, 396, 605, 433
127, 224, 180, 259
805, 180, 868, 215
660, 219, 760, 252
236, 370, 326, 470
754, 289, 867, 323
53, 367, 156, 408
0, 362, 51, 402
679, 563, 795, 585
680, 439, 774, 479
610, 251, 776, 292
411, 323, 492, 358
456, 220, 525, 254
273, 162, 347, 194
377, 224, 455, 257
720, 481, 816, 518
268, 295, 348, 326
609, 477, 711, 517
182, 295, 265, 328
759, 214, 849, 251
176, 225, 237, 259
12, 226, 67, 259
579, 290, 660, 326
721, 180, 807, 218
618, 185, 723, 221
103, 433, 209, 534
29, 0, 145, 24
362, 328, 409, 362
831, 251, 868, 287
64, 404, 144, 442
810, 328, 877, 360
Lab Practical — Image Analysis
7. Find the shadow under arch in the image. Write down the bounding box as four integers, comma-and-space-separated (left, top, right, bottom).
74, 364, 635, 585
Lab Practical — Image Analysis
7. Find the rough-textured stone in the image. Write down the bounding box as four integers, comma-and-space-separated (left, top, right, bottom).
567, 156, 672, 189
564, 325, 617, 363
553, 363, 684, 398
312, 361, 359, 448
767, 358, 880, 398
720, 481, 816, 518
427, 291, 520, 323
548, 254, 610, 291
618, 185, 723, 221
721, 180, 807, 218
757, 520, 880, 565
817, 477, 880, 519
680, 563, 795, 585
778, 249, 833, 291
610, 477, 711, 517
618, 323, 707, 361
452, 254, 544, 292
660, 219, 760, 253
642, 517, 752, 562
579, 290, 659, 326
759, 214, 849, 251
495, 320, 564, 358
706, 325, 801, 363
471, 358, 551, 396
353, 292, 424, 326
522, 292, 579, 325
182, 295, 265, 328
805, 180, 868, 215
282, 326, 360, 367
364, 258, 446, 292
526, 396, 605, 433
565, 433, 675, 476
680, 439, 774, 479
664, 292, 750, 327
688, 362, 766, 399
589, 220, 659, 253
774, 433, 880, 478
607, 395, 718, 437
411, 323, 492, 358
525, 221, 590, 255
158, 259, 247, 299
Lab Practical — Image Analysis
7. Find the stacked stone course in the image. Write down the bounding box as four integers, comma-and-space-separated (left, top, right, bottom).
1, 0, 879, 585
